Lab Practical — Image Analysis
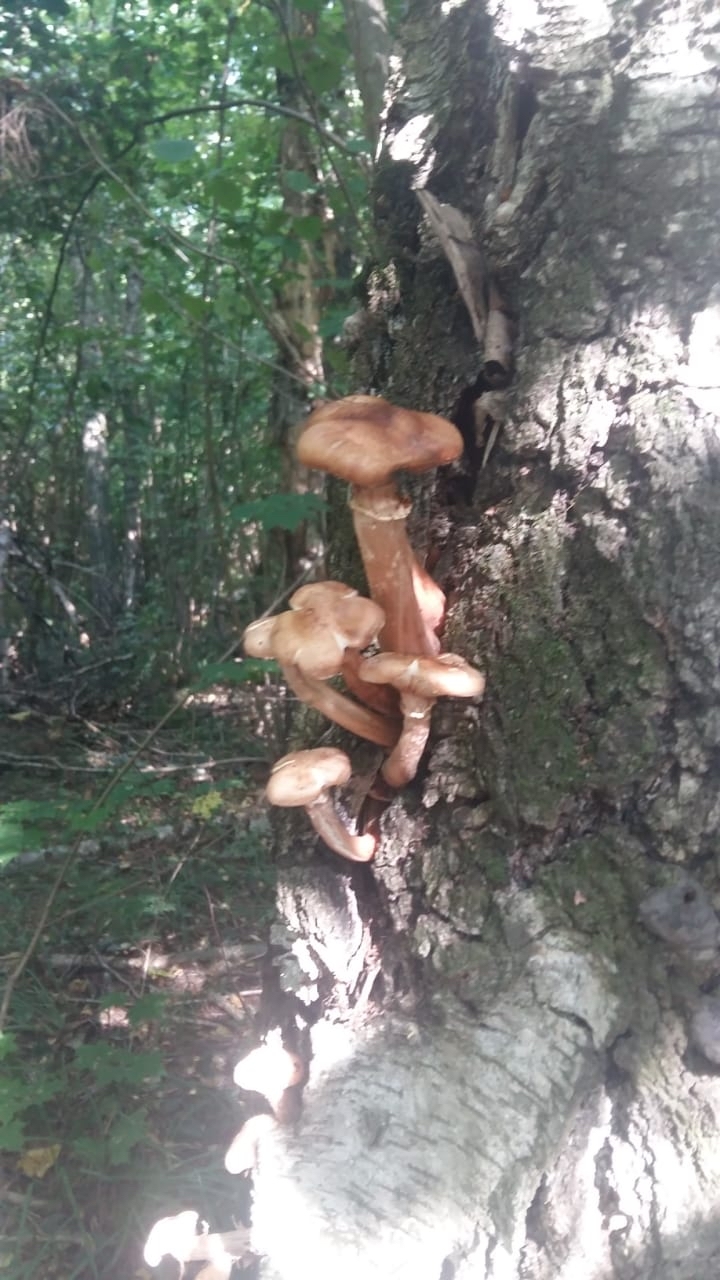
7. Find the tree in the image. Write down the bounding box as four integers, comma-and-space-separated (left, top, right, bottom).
0, 0, 368, 688
241, 1, 720, 1277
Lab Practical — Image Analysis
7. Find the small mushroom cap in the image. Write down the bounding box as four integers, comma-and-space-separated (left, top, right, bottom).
233, 1044, 304, 1093
270, 609, 348, 678
266, 747, 352, 806
242, 616, 277, 658
297, 395, 463, 488
359, 652, 486, 700
243, 582, 385, 680
289, 581, 385, 650
143, 1210, 199, 1267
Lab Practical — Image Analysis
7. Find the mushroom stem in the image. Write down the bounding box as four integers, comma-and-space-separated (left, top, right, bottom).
306, 792, 377, 862
266, 748, 378, 863
341, 649, 400, 717
359, 652, 486, 784
381, 693, 433, 788
285, 664, 400, 748
350, 484, 444, 656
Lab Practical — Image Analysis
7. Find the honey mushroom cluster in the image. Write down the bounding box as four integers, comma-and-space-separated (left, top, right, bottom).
242, 395, 486, 863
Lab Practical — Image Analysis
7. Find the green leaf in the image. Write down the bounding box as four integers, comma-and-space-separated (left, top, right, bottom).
206, 175, 246, 211
192, 659, 278, 691
127, 994, 167, 1026
231, 491, 326, 532
141, 287, 173, 316
279, 238, 303, 261
318, 308, 350, 338
149, 138, 196, 163
283, 170, 316, 194
0, 1034, 18, 1062
305, 60, 344, 93
106, 1108, 148, 1165
179, 294, 208, 320
292, 214, 323, 239
0, 1114, 25, 1152
73, 1044, 165, 1087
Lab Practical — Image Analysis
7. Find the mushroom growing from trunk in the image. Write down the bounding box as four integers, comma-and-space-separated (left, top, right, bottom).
143, 1211, 251, 1274
359, 652, 486, 787
266, 746, 376, 862
296, 396, 463, 656
288, 581, 399, 716
243, 582, 399, 748
232, 1042, 305, 1118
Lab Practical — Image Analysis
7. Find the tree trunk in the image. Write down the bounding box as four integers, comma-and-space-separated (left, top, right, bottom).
246, 2, 720, 1277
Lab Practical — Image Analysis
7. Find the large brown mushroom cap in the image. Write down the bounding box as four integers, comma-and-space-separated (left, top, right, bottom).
297, 395, 463, 488
266, 747, 352, 807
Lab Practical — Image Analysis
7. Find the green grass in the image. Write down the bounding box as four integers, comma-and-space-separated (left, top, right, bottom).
0, 708, 276, 1279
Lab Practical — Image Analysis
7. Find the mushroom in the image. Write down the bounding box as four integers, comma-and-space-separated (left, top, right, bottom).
233, 1042, 305, 1117
296, 396, 464, 656
224, 1112, 276, 1175
144, 1210, 201, 1268
143, 1211, 251, 1274
358, 652, 486, 787
266, 746, 377, 861
288, 580, 400, 716
243, 582, 399, 748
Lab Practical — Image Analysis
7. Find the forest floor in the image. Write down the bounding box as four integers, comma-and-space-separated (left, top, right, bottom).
0, 699, 279, 1279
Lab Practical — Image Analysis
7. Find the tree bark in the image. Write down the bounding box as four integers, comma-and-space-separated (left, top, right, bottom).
246, 2, 720, 1277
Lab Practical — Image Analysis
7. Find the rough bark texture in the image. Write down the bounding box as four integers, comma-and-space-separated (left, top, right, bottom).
250, 2, 720, 1277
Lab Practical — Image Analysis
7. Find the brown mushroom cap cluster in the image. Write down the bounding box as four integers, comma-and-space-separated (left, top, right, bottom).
243, 395, 485, 863
243, 581, 398, 748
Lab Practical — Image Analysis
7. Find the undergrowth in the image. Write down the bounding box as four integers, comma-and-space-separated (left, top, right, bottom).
0, 692, 280, 1279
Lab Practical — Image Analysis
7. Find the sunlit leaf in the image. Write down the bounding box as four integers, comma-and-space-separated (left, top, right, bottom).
191, 790, 223, 818
17, 1144, 61, 1178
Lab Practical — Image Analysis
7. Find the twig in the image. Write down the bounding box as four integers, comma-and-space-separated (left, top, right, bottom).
0, 941, 266, 977
0, 752, 265, 773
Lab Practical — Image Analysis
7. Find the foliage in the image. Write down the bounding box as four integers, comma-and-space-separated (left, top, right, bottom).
0, 1, 379, 1273
0, 0, 369, 690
